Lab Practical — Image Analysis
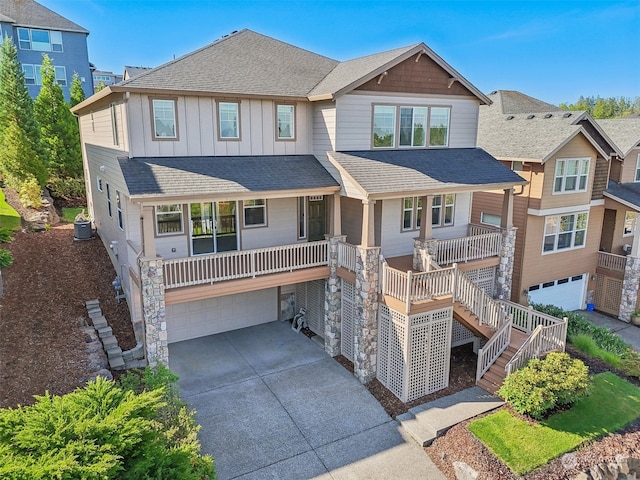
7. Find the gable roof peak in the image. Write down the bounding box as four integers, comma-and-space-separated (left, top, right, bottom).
486, 90, 560, 115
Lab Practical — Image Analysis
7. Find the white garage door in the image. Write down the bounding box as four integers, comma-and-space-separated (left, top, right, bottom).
527, 274, 586, 311
166, 287, 277, 343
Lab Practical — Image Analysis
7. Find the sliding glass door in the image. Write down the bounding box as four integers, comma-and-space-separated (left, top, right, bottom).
189, 202, 237, 255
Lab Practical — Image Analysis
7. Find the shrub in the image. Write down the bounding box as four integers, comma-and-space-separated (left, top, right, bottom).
0, 248, 12, 267
619, 351, 640, 378
498, 352, 590, 419
17, 177, 42, 208
47, 175, 86, 200
570, 334, 622, 367
0, 228, 14, 243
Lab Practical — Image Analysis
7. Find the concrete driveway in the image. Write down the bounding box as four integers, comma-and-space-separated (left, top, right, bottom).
170, 321, 445, 480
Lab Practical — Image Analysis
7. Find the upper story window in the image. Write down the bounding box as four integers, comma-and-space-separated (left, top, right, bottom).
116, 191, 124, 230
218, 101, 240, 139
635, 154, 640, 182
22, 65, 66, 86
96, 177, 103, 192
543, 212, 588, 253
277, 104, 295, 140
110, 103, 119, 146
243, 199, 266, 227
156, 204, 184, 235
373, 105, 451, 148
553, 158, 589, 194
624, 211, 638, 236
151, 98, 178, 139
106, 183, 112, 217
17, 28, 63, 52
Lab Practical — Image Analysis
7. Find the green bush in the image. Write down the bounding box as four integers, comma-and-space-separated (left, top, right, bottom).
620, 351, 640, 378
0, 228, 14, 243
47, 175, 86, 200
0, 248, 12, 267
570, 334, 622, 367
17, 177, 42, 208
0, 374, 215, 479
498, 352, 590, 419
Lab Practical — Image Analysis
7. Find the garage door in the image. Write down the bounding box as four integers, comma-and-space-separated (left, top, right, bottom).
527, 274, 586, 311
166, 287, 277, 343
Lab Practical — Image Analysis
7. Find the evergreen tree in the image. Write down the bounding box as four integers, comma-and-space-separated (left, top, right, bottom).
69, 72, 85, 107
34, 54, 83, 179
560, 95, 640, 118
0, 36, 46, 188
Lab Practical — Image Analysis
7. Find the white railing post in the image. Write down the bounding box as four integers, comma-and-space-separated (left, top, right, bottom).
406, 270, 413, 313
451, 263, 458, 301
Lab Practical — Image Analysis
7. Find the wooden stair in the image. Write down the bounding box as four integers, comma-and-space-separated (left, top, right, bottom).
452, 301, 494, 339
476, 329, 529, 394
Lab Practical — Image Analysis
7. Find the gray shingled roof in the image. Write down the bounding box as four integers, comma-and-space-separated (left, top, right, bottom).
605, 181, 640, 211
119, 29, 339, 97
0, 0, 88, 33
328, 149, 525, 196
489, 90, 560, 114
597, 118, 640, 158
123, 66, 152, 80
119, 155, 339, 198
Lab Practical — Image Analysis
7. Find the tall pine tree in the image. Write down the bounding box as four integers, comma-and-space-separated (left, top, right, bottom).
0, 37, 47, 188
34, 54, 83, 179
69, 71, 85, 108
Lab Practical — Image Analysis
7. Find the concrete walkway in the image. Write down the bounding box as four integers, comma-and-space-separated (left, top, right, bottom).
169, 321, 447, 480
577, 309, 640, 351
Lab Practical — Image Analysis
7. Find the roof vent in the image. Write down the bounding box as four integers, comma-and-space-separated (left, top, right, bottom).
563, 112, 572, 118
544, 113, 553, 118
526, 114, 535, 119
506, 115, 515, 120
489, 90, 497, 95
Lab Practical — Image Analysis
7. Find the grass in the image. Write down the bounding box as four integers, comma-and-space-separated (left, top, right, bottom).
0, 189, 20, 231
469, 372, 640, 475
61, 207, 86, 223
570, 334, 622, 367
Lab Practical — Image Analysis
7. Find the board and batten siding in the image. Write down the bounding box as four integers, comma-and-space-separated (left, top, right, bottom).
334, 93, 480, 151
126, 94, 313, 158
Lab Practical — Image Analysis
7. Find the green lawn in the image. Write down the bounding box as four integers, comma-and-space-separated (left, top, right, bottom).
61, 207, 86, 223
0, 189, 20, 231
469, 372, 640, 475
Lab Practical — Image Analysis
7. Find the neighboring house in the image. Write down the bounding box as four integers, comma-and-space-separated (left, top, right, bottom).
593, 117, 640, 320
72, 30, 562, 401
473, 90, 620, 314
123, 65, 152, 81
93, 69, 123, 90
0, 0, 93, 99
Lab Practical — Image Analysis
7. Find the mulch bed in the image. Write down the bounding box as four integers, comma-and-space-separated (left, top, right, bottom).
0, 205, 135, 408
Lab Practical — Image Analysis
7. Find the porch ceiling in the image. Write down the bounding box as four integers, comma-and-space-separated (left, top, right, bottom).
328, 148, 526, 198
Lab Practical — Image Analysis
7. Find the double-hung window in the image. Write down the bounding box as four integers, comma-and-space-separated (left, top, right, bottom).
22, 64, 36, 85
17, 28, 63, 52
553, 158, 589, 193
156, 204, 183, 235
624, 211, 638, 236
277, 104, 295, 140
373, 105, 451, 148
243, 199, 266, 227
543, 212, 588, 253
151, 98, 177, 139
432, 194, 455, 226
218, 101, 240, 139
54, 66, 66, 86
22, 64, 65, 86
116, 191, 124, 230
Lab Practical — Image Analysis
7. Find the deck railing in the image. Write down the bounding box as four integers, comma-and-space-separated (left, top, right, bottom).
499, 300, 567, 335
436, 232, 502, 265
468, 223, 500, 236
164, 240, 329, 289
597, 251, 627, 272
382, 265, 455, 311
337, 241, 358, 272
454, 269, 508, 330
505, 319, 568, 375
476, 318, 512, 381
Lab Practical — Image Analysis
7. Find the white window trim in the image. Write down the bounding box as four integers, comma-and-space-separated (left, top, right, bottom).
401, 197, 416, 231
150, 98, 178, 140
17, 27, 63, 52
297, 197, 307, 239
116, 190, 124, 231
96, 176, 103, 192
110, 103, 119, 146
218, 101, 241, 140
106, 184, 112, 218
623, 211, 637, 237
432, 194, 455, 227
276, 104, 296, 141
480, 212, 501, 227
242, 199, 267, 228
155, 204, 184, 236
634, 154, 640, 183
542, 211, 589, 254
553, 157, 590, 195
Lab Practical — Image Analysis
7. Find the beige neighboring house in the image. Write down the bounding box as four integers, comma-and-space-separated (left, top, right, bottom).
594, 117, 640, 319
472, 90, 620, 314
71, 31, 563, 401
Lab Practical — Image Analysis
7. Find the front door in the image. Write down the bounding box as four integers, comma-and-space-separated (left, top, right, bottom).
189, 202, 238, 255
308, 196, 326, 242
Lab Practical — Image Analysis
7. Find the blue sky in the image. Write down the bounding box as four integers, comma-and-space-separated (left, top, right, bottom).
43, 0, 639, 105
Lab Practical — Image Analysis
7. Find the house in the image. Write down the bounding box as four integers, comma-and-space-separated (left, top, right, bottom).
0, 0, 94, 99
93, 69, 123, 91
592, 117, 640, 320
123, 65, 152, 81
71, 30, 564, 401
472, 90, 620, 314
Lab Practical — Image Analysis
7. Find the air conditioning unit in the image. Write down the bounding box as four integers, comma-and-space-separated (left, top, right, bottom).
622, 243, 632, 254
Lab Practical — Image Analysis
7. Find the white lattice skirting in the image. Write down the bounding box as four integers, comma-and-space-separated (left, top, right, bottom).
295, 280, 325, 338
340, 279, 356, 361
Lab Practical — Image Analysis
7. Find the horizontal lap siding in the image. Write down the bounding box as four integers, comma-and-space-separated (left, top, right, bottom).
619, 148, 640, 183
241, 197, 300, 250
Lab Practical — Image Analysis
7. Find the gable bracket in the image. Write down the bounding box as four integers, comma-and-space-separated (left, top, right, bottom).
415, 51, 425, 62
447, 77, 459, 88
377, 71, 388, 85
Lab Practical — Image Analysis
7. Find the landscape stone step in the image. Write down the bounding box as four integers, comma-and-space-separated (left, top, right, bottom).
85, 299, 100, 308
91, 316, 108, 328
397, 386, 503, 446
124, 359, 147, 369
106, 346, 123, 359
97, 326, 112, 338
101, 335, 118, 348
108, 356, 125, 370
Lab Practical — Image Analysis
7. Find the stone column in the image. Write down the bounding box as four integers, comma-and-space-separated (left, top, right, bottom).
413, 237, 439, 271
139, 257, 169, 366
496, 227, 517, 300
325, 235, 346, 356
619, 255, 640, 322
354, 246, 381, 383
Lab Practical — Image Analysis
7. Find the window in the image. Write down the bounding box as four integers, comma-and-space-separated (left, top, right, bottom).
218, 102, 239, 139
110, 103, 119, 146
399, 107, 427, 147
553, 158, 589, 193
277, 104, 295, 140
432, 194, 455, 227
298, 197, 307, 239
624, 211, 638, 236
635, 154, 640, 182
243, 199, 266, 227
106, 184, 112, 217
402, 197, 416, 230
373, 105, 396, 147
373, 105, 450, 148
543, 212, 588, 253
54, 66, 66, 86
96, 177, 103, 192
22, 64, 65, 86
116, 191, 124, 230
481, 212, 501, 227
17, 28, 63, 52
156, 204, 183, 235
429, 107, 450, 146
22, 64, 36, 85
151, 99, 177, 139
